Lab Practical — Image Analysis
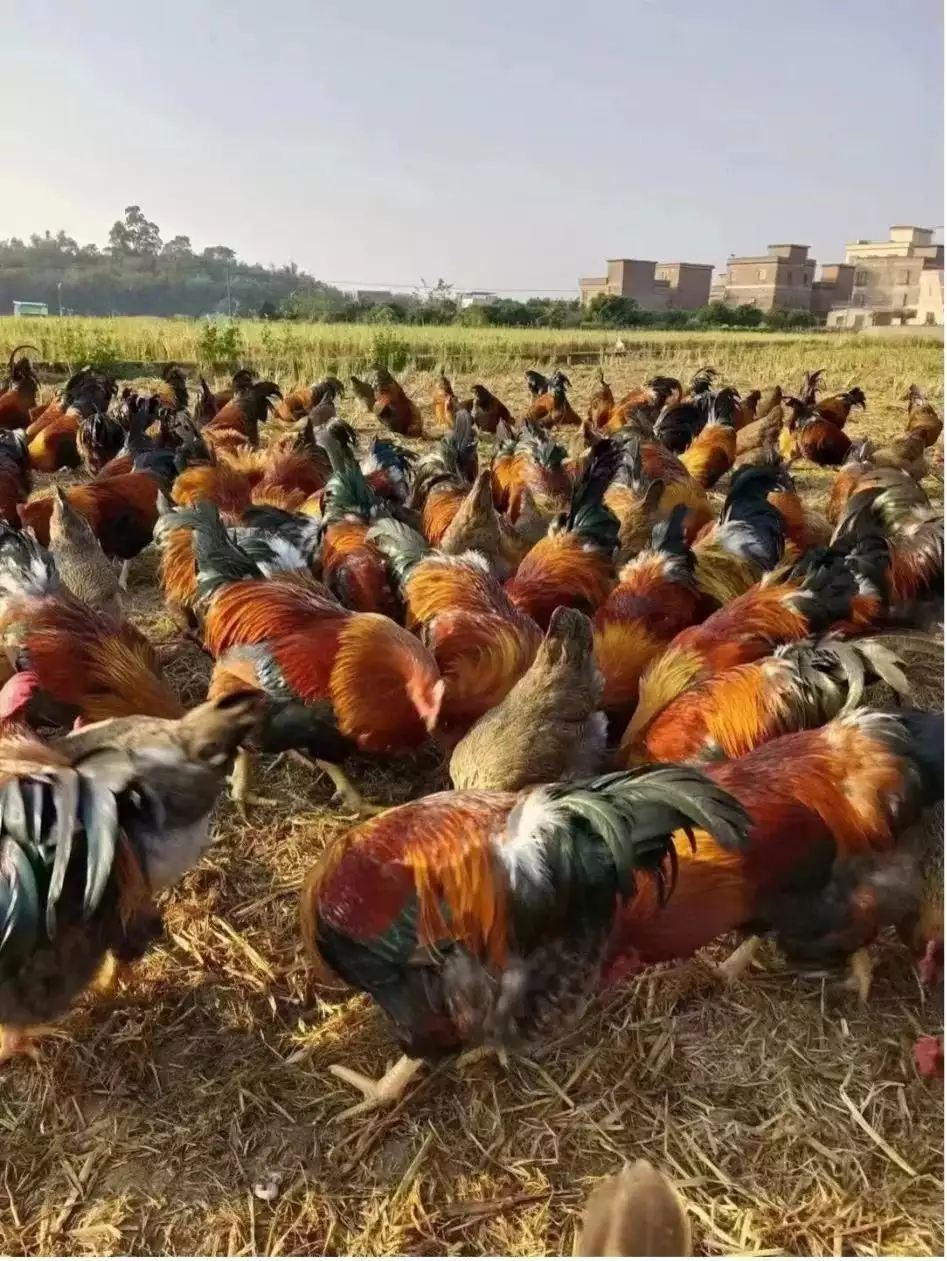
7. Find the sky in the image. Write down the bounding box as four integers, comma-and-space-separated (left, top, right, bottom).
2, 0, 943, 296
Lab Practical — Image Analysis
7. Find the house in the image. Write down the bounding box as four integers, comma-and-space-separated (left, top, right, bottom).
910, 267, 944, 325
459, 290, 497, 308
12, 300, 48, 317
844, 226, 944, 323
579, 258, 713, 310
714, 245, 817, 311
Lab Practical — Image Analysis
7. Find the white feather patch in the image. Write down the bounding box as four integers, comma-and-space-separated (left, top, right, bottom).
494, 790, 559, 897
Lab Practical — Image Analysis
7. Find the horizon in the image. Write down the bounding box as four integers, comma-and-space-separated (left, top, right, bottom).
3, 0, 943, 300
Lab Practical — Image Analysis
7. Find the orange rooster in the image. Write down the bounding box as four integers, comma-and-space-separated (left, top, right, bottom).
411, 411, 478, 545
814, 386, 866, 428
524, 372, 581, 427
782, 397, 852, 467
273, 377, 344, 424
680, 387, 739, 488
587, 367, 615, 429
605, 376, 682, 433
593, 506, 711, 719
0, 345, 40, 430
504, 440, 618, 629
26, 366, 116, 473
371, 366, 423, 438
905, 385, 943, 448
604, 435, 713, 555
469, 383, 513, 435
319, 441, 401, 616
432, 372, 459, 430
617, 545, 876, 766
500, 422, 573, 520
368, 519, 542, 735
201, 378, 282, 451
189, 503, 443, 812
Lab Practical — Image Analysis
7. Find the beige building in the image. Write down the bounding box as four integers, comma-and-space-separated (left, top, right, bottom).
844, 226, 944, 322
714, 244, 817, 311
579, 258, 713, 310
910, 267, 945, 325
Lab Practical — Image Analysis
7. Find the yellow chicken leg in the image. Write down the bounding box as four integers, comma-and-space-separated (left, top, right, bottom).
0, 1024, 58, 1064
844, 949, 874, 1004
329, 1055, 424, 1121
717, 935, 762, 984
285, 751, 385, 818
229, 749, 278, 815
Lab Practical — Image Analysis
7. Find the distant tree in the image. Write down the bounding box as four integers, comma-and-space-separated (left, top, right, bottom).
203, 245, 236, 262
161, 234, 193, 258
108, 205, 162, 256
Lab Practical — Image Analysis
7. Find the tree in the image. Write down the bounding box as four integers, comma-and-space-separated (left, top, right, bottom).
108, 205, 162, 256
203, 245, 236, 262
162, 234, 193, 258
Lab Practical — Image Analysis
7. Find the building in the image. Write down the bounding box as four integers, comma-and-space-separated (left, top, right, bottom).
12, 300, 48, 317
910, 267, 944, 325
809, 264, 855, 318
714, 245, 817, 311
844, 226, 944, 323
458, 290, 497, 308
579, 258, 713, 310
352, 288, 395, 305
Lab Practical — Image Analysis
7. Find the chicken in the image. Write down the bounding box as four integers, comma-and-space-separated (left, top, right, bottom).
438, 470, 508, 577
525, 369, 550, 398
411, 410, 478, 545
19, 448, 178, 590
593, 507, 711, 719
905, 385, 943, 448
679, 387, 739, 488
77, 410, 127, 476
525, 372, 581, 428
0, 431, 31, 528
0, 526, 182, 726
635, 635, 910, 766
449, 607, 606, 790
371, 366, 423, 438
274, 377, 344, 424
191, 503, 443, 813
684, 366, 717, 401
652, 393, 713, 454
577, 1161, 691, 1258
864, 432, 929, 481
617, 547, 872, 766
735, 409, 783, 459
154, 364, 190, 414
606, 376, 682, 432
690, 465, 788, 603
369, 519, 542, 733
609, 709, 943, 994
301, 762, 749, 1116
27, 366, 116, 473
504, 439, 619, 629
587, 367, 615, 429
604, 436, 713, 556
767, 474, 832, 554
195, 376, 219, 423
471, 384, 514, 435
427, 371, 457, 430
349, 375, 376, 412
783, 397, 851, 467
0, 345, 40, 430
502, 423, 573, 520
756, 383, 782, 417
47, 488, 123, 617
0, 691, 263, 1061
832, 476, 943, 608
319, 440, 400, 616
202, 378, 282, 450
814, 386, 866, 428
359, 436, 416, 507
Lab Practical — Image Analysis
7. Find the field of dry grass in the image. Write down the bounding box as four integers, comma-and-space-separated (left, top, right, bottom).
1, 343, 943, 1257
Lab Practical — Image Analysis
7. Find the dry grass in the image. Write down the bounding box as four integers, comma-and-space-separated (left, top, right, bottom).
2, 349, 943, 1257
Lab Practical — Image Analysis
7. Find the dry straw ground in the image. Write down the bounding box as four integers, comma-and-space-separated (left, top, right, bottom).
1, 334, 943, 1257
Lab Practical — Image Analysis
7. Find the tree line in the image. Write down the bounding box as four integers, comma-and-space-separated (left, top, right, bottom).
0, 206, 820, 330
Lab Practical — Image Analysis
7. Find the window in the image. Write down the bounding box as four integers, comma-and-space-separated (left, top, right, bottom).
758, 269, 767, 281
853, 293, 865, 307
900, 293, 909, 306
855, 270, 869, 286
898, 269, 911, 286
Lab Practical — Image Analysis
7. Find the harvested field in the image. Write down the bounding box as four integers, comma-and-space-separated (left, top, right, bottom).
1, 348, 943, 1257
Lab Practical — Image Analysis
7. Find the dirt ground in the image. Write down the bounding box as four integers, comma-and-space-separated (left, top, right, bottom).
2, 351, 943, 1256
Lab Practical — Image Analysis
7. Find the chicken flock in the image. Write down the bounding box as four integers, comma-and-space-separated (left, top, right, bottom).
0, 345, 943, 1209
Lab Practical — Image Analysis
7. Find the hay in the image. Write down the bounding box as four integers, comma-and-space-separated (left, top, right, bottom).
2, 361, 942, 1257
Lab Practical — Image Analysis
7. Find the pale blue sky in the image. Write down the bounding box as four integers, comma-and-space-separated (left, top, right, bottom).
3, 0, 943, 294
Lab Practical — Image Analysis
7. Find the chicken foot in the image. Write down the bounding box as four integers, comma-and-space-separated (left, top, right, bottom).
329, 1055, 424, 1121
0, 1024, 58, 1064
717, 935, 762, 983
118, 559, 132, 591
843, 948, 873, 1004
229, 748, 278, 815
284, 751, 385, 818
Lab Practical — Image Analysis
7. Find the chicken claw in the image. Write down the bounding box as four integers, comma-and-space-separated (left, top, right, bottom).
229, 749, 278, 816
717, 935, 761, 984
843, 948, 873, 1004
329, 1054, 424, 1121
118, 559, 132, 591
286, 751, 385, 818
0, 1025, 57, 1064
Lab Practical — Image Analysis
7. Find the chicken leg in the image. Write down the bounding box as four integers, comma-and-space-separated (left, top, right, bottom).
329, 1055, 424, 1121
843, 948, 873, 1004
118, 559, 132, 591
285, 751, 385, 818
229, 748, 278, 815
0, 1024, 57, 1063
717, 935, 762, 983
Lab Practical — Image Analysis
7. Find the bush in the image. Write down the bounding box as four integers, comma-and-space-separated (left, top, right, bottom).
197, 319, 243, 367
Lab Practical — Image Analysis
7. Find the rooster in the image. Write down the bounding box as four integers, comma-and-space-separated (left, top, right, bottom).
0, 345, 40, 430
618, 547, 874, 766
359, 437, 416, 507
0, 691, 262, 1061
470, 384, 514, 435
690, 465, 788, 602
593, 506, 710, 719
154, 364, 190, 414
606, 376, 682, 432
27, 366, 115, 473
319, 438, 401, 616
274, 377, 344, 424
636, 635, 910, 765
504, 439, 619, 629
77, 410, 127, 476
652, 392, 714, 454
524, 369, 550, 398
432, 373, 459, 430
301, 762, 749, 1116
371, 366, 423, 438
369, 519, 541, 734
604, 436, 712, 556
501, 423, 573, 520
202, 378, 282, 450
0, 431, 31, 528
411, 411, 478, 545
190, 504, 443, 813
680, 387, 739, 488
904, 385, 943, 448
783, 397, 851, 467
0, 526, 182, 726
524, 372, 580, 427
587, 367, 614, 429
815, 386, 866, 428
